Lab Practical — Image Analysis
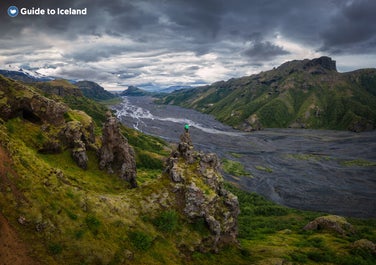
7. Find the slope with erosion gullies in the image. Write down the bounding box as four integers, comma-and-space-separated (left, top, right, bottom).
160, 56, 376, 132
1, 75, 375, 265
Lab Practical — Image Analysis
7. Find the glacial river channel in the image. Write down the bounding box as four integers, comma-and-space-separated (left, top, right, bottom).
113, 96, 376, 218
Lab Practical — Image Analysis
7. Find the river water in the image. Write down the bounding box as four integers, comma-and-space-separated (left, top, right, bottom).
113, 96, 376, 218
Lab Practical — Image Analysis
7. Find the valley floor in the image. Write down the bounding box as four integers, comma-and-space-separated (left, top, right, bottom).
114, 96, 376, 218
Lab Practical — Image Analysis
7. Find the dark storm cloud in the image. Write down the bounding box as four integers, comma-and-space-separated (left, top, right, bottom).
65, 45, 129, 63
320, 0, 376, 53
0, 0, 375, 87
244, 41, 290, 61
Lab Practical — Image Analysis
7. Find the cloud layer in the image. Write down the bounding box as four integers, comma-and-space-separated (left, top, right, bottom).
1, 0, 375, 89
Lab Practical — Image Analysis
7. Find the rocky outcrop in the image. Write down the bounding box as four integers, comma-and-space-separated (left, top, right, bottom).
166, 130, 239, 251
0, 75, 98, 169
99, 113, 137, 188
303, 215, 355, 236
35, 80, 83, 97
0, 76, 67, 126
303, 56, 337, 72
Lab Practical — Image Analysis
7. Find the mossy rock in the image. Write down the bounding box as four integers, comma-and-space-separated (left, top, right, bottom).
303, 215, 356, 235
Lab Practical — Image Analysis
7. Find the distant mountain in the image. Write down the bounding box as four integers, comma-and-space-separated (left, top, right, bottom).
0, 69, 53, 83
159, 85, 192, 93
75, 80, 117, 100
120, 85, 191, 97
159, 56, 376, 132
120, 86, 156, 96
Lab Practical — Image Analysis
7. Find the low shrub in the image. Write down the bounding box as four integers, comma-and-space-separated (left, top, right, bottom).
153, 210, 179, 233
128, 231, 153, 251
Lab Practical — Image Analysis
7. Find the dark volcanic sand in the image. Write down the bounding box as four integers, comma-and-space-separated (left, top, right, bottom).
114, 96, 376, 218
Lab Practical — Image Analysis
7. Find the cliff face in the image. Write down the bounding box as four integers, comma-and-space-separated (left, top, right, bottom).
166, 131, 239, 251
99, 113, 137, 188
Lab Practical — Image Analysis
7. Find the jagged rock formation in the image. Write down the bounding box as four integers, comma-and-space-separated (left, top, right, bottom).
166, 130, 239, 251
99, 113, 137, 188
0, 75, 95, 169
59, 116, 95, 169
303, 56, 337, 72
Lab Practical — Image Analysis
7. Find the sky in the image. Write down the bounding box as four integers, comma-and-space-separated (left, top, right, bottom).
0, 0, 375, 90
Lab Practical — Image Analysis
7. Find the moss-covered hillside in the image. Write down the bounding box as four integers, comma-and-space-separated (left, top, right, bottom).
0, 75, 375, 265
159, 57, 376, 132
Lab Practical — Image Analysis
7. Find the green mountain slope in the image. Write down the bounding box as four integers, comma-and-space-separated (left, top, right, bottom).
159, 57, 376, 132
76, 81, 117, 101
1, 75, 375, 265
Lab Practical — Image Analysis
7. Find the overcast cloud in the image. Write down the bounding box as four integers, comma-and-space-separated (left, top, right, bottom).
1, 0, 375, 90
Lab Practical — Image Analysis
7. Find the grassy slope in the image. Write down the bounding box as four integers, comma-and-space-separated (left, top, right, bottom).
159, 67, 376, 131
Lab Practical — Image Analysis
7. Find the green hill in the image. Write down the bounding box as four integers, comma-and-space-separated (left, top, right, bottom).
1, 75, 375, 265
159, 57, 376, 132
76, 81, 117, 101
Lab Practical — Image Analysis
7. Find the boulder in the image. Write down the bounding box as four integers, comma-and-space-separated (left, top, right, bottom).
99, 113, 137, 188
352, 239, 376, 255
303, 215, 355, 235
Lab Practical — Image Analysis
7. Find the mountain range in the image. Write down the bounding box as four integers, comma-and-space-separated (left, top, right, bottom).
158, 57, 376, 132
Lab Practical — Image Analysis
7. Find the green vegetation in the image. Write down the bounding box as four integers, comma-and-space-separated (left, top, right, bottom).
221, 158, 252, 177
129, 231, 154, 251
158, 59, 376, 131
225, 184, 376, 265
153, 210, 179, 233
63, 95, 109, 126
340, 159, 376, 167
1, 115, 376, 264
286, 153, 331, 161
255, 165, 273, 173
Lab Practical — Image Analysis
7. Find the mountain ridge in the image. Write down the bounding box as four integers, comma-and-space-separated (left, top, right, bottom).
158, 56, 376, 132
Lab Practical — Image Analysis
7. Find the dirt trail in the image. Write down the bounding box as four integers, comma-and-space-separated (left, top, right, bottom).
0, 146, 40, 265
0, 213, 41, 265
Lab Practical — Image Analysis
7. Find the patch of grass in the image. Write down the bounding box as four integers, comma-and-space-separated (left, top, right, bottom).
85, 214, 101, 235
229, 152, 243, 158
340, 159, 376, 167
286, 153, 331, 161
255, 165, 273, 173
153, 210, 179, 233
129, 231, 154, 251
221, 158, 252, 177
137, 152, 164, 170
48, 243, 63, 255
